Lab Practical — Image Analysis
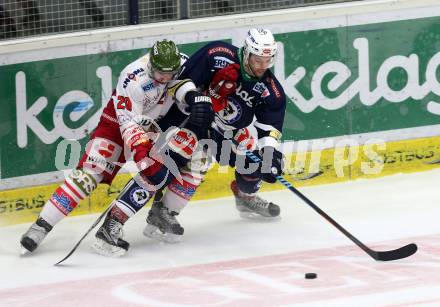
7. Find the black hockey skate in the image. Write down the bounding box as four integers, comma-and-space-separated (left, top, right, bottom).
20, 217, 53, 254
231, 180, 280, 219
92, 207, 129, 257
143, 192, 184, 243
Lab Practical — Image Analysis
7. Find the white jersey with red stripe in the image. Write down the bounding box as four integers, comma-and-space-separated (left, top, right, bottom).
105, 53, 195, 154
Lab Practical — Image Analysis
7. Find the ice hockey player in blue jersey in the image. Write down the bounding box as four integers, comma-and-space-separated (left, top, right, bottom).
170, 28, 287, 221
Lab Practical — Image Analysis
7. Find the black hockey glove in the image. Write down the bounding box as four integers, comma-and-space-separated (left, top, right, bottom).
185, 91, 215, 129
258, 146, 284, 183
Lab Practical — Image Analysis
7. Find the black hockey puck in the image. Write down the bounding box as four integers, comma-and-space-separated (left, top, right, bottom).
305, 273, 317, 279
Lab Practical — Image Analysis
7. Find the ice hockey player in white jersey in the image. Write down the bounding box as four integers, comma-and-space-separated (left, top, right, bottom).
20, 39, 215, 255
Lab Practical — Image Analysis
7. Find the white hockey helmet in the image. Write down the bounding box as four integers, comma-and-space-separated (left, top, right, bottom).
243, 28, 278, 68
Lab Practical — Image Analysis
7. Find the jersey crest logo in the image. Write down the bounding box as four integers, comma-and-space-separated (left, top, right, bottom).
218, 97, 242, 124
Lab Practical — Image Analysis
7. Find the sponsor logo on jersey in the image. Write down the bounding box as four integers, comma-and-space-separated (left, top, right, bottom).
267, 77, 281, 98
123, 68, 145, 88
85, 155, 116, 173
208, 47, 235, 57
142, 90, 163, 108
142, 81, 155, 92
213, 56, 234, 69
235, 84, 254, 107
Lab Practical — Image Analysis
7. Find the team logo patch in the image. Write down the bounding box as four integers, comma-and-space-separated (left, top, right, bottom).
252, 82, 267, 94
129, 187, 150, 206
218, 98, 242, 124
261, 88, 270, 98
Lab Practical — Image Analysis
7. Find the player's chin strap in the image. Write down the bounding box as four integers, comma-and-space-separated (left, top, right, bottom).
212, 123, 417, 262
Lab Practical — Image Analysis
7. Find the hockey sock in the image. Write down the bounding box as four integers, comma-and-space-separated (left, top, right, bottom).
40, 169, 101, 226
235, 171, 262, 195
113, 179, 155, 217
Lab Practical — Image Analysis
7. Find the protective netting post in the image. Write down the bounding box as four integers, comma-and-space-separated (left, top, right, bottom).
180, 0, 189, 19
129, 0, 139, 25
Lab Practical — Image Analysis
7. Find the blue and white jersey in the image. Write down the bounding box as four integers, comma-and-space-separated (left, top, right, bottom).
179, 41, 286, 148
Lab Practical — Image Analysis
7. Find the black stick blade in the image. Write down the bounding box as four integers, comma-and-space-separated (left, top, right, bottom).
293, 171, 323, 181
372, 243, 418, 261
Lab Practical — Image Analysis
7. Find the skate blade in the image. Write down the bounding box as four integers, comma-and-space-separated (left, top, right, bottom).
239, 211, 282, 221
143, 224, 182, 244
20, 246, 31, 256
91, 238, 127, 257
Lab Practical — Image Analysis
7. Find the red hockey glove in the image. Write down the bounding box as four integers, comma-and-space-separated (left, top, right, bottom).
208, 63, 240, 112
133, 141, 164, 177
232, 127, 256, 153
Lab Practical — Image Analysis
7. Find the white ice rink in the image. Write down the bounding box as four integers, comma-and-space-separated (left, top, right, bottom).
1, 169, 440, 306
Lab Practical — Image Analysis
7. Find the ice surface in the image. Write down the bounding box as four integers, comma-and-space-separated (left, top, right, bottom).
1, 170, 440, 306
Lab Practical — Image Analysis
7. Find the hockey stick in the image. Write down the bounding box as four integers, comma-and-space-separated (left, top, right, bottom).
424, 158, 440, 165
243, 148, 417, 261
55, 205, 112, 265
288, 170, 323, 181
217, 124, 416, 261
207, 71, 416, 261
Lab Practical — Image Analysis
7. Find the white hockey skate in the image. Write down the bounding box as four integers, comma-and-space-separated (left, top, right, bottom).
231, 180, 281, 220
20, 217, 53, 255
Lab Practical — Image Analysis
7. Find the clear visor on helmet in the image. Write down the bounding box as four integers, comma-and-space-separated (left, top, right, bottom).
244, 44, 277, 69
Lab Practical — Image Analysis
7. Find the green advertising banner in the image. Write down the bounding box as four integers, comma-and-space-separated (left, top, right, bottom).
0, 42, 206, 180
279, 15, 440, 141
0, 16, 439, 181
